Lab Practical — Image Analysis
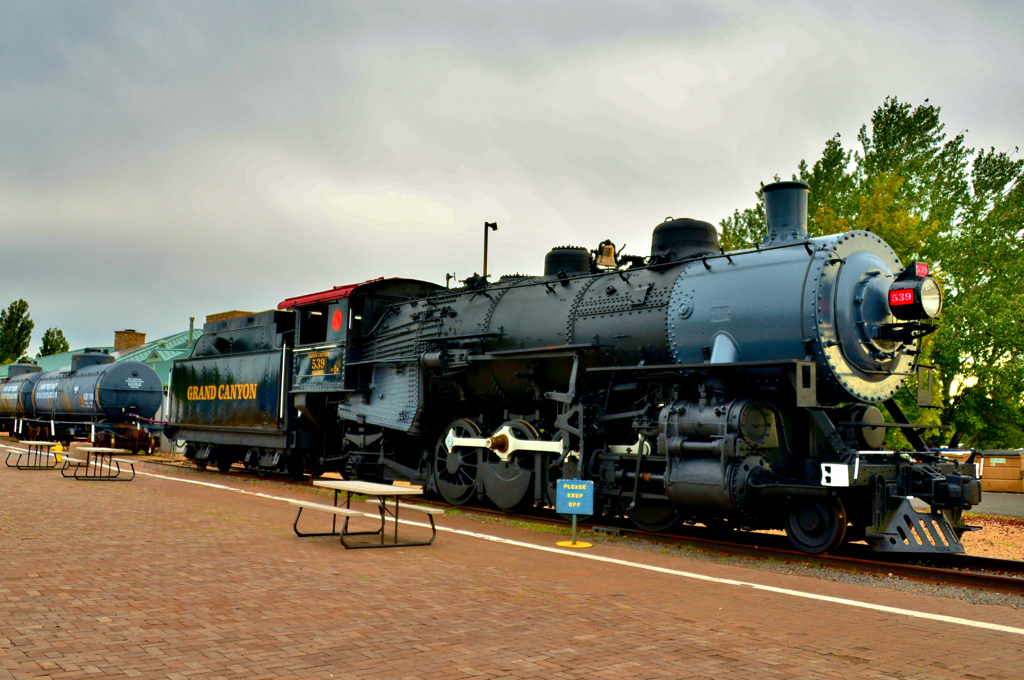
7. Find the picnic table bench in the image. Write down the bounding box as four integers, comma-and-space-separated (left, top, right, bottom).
290, 480, 441, 548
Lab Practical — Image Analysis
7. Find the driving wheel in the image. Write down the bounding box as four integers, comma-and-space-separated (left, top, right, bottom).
434, 419, 483, 505
481, 420, 537, 513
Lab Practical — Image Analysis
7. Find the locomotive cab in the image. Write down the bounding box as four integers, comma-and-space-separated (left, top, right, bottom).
281, 277, 444, 395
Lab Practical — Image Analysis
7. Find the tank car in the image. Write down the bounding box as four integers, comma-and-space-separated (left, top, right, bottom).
0, 362, 45, 433
168, 180, 981, 555
2, 349, 163, 445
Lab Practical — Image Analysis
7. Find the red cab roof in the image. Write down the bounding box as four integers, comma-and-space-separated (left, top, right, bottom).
277, 277, 385, 310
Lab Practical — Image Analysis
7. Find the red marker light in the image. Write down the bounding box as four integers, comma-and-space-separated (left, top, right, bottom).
890, 289, 915, 306
915, 262, 929, 277
331, 310, 344, 332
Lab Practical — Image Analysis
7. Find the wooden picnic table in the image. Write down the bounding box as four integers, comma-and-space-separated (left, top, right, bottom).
5, 441, 58, 470
290, 479, 440, 548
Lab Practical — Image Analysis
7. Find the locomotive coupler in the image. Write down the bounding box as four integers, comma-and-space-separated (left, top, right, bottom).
898, 461, 982, 510
861, 462, 981, 553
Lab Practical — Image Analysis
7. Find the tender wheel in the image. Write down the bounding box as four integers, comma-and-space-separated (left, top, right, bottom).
627, 504, 681, 533
481, 420, 537, 513
434, 419, 482, 506
194, 444, 212, 471
216, 455, 233, 473
286, 454, 306, 482
785, 498, 848, 554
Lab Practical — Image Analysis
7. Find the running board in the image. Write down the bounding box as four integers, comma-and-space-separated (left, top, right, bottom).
865, 498, 965, 554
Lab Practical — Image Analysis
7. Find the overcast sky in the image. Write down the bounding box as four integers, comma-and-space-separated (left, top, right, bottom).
1, 1, 1021, 354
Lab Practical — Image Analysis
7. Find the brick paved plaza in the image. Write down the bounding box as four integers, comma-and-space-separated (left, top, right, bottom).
2, 457, 1023, 679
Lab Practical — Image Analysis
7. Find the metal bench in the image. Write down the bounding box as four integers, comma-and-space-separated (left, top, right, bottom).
289, 499, 374, 542
364, 498, 445, 516
361, 498, 441, 547
5, 442, 58, 470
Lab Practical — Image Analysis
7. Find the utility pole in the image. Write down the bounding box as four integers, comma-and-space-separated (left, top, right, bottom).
483, 222, 498, 278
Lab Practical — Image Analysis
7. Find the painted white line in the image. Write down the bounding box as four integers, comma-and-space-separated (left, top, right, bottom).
19, 452, 1024, 637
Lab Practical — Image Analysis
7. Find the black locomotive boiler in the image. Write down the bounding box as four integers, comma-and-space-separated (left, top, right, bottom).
167, 181, 981, 554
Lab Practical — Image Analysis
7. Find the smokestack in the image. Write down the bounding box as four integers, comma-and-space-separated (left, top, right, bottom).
761, 181, 809, 246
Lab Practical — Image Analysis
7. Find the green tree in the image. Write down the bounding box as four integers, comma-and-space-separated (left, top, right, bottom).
931, 156, 1024, 447
721, 97, 1024, 448
798, 133, 859, 237
37, 328, 70, 358
718, 186, 767, 252
0, 300, 34, 365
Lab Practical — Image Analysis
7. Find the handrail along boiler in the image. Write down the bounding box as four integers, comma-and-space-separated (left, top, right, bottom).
167, 181, 980, 554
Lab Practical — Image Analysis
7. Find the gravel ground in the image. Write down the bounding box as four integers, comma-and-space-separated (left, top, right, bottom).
961, 513, 1024, 561
141, 459, 1024, 612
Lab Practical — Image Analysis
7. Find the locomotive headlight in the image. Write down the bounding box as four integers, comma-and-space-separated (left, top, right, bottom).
888, 276, 943, 320
920, 278, 942, 317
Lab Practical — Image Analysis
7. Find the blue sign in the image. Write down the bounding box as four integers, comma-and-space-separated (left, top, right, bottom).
556, 480, 593, 515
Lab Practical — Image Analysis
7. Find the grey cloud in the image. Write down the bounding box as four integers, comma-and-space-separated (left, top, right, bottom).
0, 1, 1021, 353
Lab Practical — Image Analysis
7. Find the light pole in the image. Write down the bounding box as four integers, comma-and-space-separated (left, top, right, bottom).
483, 222, 498, 278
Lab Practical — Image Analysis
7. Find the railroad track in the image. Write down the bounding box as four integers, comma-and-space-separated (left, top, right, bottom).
134, 455, 1024, 595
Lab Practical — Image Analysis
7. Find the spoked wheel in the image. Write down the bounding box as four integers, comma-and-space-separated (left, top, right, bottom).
434, 419, 483, 506
481, 420, 537, 513
627, 504, 681, 533
785, 498, 848, 554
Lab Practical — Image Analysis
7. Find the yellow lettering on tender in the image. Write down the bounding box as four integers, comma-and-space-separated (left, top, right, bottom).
187, 383, 258, 401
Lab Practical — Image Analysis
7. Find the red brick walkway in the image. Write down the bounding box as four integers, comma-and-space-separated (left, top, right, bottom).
2, 458, 1023, 679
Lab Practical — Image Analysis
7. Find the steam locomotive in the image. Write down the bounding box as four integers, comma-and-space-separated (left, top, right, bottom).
0, 349, 164, 447
167, 181, 981, 554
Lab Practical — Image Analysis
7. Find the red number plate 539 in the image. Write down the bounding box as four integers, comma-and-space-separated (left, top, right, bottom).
890, 289, 915, 306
